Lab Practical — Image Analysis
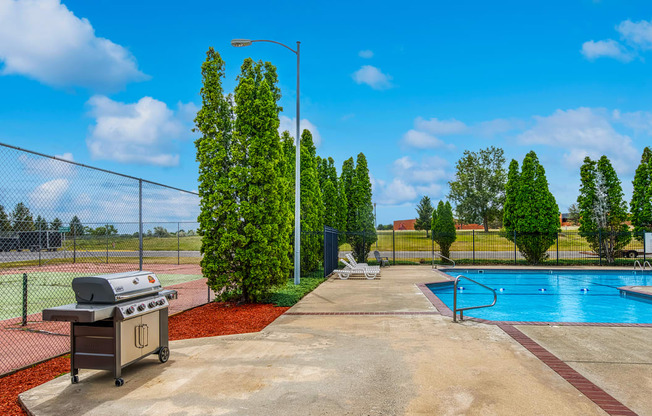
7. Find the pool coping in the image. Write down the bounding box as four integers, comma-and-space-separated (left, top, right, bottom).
420, 268, 643, 416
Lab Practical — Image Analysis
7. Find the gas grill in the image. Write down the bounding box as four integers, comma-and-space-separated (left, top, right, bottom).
43, 271, 177, 387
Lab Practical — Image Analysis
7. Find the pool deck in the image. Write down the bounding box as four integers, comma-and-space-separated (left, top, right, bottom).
20, 266, 651, 416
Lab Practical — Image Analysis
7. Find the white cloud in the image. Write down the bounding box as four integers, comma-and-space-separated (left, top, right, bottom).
279, 115, 322, 147
0, 0, 147, 90
402, 129, 452, 149
415, 117, 468, 135
518, 107, 639, 173
581, 39, 633, 62
29, 178, 69, 212
617, 19, 652, 50
358, 50, 374, 59
374, 156, 449, 205
352, 65, 393, 90
613, 110, 652, 135
86, 95, 191, 166
18, 152, 76, 177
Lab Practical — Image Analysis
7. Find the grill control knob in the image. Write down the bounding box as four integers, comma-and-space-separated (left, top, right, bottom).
148, 301, 156, 308
137, 303, 146, 312
125, 306, 135, 315
158, 299, 165, 306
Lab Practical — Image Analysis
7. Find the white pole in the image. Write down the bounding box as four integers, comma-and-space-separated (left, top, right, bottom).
294, 41, 301, 285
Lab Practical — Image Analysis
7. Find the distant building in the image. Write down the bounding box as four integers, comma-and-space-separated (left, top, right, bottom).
393, 219, 416, 231
455, 223, 484, 230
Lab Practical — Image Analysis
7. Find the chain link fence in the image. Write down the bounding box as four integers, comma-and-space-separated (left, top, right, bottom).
339, 229, 651, 266
0, 143, 212, 376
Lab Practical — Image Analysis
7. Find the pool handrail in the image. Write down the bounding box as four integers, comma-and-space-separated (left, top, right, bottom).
644, 261, 651, 270
432, 252, 455, 269
453, 274, 497, 323
634, 260, 643, 271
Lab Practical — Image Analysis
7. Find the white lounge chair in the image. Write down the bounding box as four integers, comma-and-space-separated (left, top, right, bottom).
345, 253, 368, 268
333, 259, 380, 280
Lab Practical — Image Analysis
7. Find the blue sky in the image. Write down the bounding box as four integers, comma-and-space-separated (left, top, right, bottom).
1, 0, 652, 225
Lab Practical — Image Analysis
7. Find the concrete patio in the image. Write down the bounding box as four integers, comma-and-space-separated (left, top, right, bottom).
20, 266, 651, 415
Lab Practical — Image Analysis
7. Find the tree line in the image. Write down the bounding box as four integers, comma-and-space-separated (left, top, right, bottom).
412, 146, 652, 264
194, 49, 375, 303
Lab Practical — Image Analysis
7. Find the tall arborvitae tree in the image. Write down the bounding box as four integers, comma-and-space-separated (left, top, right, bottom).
432, 201, 457, 260
503, 151, 560, 264
195, 48, 237, 297
578, 156, 630, 263
348, 153, 377, 262
195, 51, 291, 302
414, 196, 434, 237
299, 129, 323, 272
340, 157, 356, 244
0, 205, 11, 232
11, 202, 34, 232
231, 58, 291, 301
34, 215, 47, 231
631, 147, 652, 241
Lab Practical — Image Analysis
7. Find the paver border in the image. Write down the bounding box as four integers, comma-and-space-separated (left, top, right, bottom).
419, 268, 646, 416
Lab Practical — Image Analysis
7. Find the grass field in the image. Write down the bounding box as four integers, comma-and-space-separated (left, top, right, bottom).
341, 230, 645, 252
0, 272, 203, 321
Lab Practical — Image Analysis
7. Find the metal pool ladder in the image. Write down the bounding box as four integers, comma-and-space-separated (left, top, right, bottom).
453, 275, 497, 322
634, 260, 651, 271
432, 253, 455, 269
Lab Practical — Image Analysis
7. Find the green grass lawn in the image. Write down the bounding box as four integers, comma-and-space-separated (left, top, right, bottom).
0, 272, 203, 321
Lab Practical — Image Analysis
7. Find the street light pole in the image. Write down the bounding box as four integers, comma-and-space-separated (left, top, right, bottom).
231, 38, 302, 285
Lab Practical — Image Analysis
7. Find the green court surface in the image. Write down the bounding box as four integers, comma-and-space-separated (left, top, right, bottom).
0, 272, 202, 321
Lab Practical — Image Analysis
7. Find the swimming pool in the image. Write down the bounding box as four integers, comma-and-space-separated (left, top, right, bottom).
428, 270, 652, 323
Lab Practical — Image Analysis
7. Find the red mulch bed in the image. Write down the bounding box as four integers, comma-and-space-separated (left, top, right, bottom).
1, 302, 289, 416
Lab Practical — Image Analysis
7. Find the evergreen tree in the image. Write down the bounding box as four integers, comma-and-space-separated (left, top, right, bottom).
414, 196, 434, 237
432, 201, 457, 260
69, 216, 83, 236
502, 151, 560, 264
578, 156, 630, 263
11, 203, 34, 232
50, 217, 62, 231
299, 129, 324, 273
340, 157, 356, 245
0, 205, 11, 232
630, 147, 652, 240
34, 215, 48, 231
195, 48, 237, 297
348, 153, 377, 262
280, 130, 296, 270
230, 57, 292, 301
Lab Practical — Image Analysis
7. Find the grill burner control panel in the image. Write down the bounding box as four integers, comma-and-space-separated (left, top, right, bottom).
117, 296, 168, 319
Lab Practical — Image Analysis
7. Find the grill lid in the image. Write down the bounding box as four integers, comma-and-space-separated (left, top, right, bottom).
72, 271, 162, 304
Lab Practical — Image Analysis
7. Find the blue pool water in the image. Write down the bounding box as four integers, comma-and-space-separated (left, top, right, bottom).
428, 270, 652, 323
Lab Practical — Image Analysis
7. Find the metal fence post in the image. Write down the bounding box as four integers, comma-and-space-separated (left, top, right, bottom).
514, 230, 517, 265
431, 231, 434, 267
363, 231, 366, 263
472, 230, 475, 265
177, 222, 180, 266
38, 223, 42, 267
73, 230, 76, 264
22, 273, 28, 326
644, 232, 646, 264
598, 230, 602, 267
556, 233, 559, 266
392, 229, 395, 265
139, 179, 143, 271
106, 225, 109, 264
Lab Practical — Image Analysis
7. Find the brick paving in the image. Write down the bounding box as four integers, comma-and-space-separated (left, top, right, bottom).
418, 281, 642, 416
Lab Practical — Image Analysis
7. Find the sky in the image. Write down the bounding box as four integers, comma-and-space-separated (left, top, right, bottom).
1, 0, 652, 226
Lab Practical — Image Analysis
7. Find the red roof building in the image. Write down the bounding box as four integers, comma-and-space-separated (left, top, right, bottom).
393, 219, 417, 231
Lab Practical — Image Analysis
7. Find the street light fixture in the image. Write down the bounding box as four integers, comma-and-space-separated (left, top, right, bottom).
231, 38, 302, 285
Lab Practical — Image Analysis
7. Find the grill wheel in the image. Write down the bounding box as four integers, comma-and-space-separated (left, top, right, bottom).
158, 346, 170, 363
